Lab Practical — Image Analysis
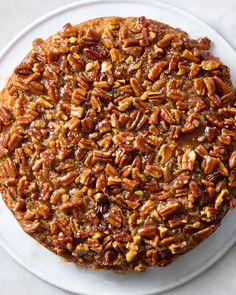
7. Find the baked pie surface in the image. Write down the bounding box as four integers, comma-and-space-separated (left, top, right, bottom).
0, 16, 236, 271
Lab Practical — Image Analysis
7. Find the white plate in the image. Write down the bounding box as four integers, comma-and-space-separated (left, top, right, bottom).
0, 0, 236, 294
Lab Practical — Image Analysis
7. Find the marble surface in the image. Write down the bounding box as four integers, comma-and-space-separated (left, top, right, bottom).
0, 0, 236, 294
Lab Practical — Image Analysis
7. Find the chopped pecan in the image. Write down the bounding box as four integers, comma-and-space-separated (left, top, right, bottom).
182, 150, 196, 171
130, 78, 143, 96
167, 89, 186, 100
3, 157, 17, 178
125, 46, 143, 58
104, 209, 123, 227
215, 189, 229, 208
189, 181, 203, 198
126, 247, 138, 262
139, 200, 156, 217
148, 61, 168, 81
144, 164, 162, 178
57, 171, 78, 187
17, 176, 28, 196
160, 108, 174, 124
195, 145, 208, 157
83, 47, 105, 60
0, 107, 12, 125
194, 225, 216, 239
150, 191, 173, 200
181, 49, 199, 62
201, 59, 222, 70
78, 168, 91, 185
122, 178, 139, 191
194, 78, 205, 96
14, 200, 26, 212
137, 225, 157, 238
218, 160, 229, 177
229, 151, 236, 169
202, 156, 219, 174
110, 48, 123, 63
101, 28, 114, 48
159, 202, 181, 219
58, 198, 83, 211
149, 108, 160, 124
8, 134, 23, 150
189, 63, 200, 78
214, 76, 230, 95
134, 136, 153, 153
158, 143, 176, 164
157, 33, 176, 48
174, 174, 190, 188
39, 203, 51, 219
205, 127, 217, 142
105, 163, 119, 176
93, 150, 112, 163
91, 88, 112, 101
125, 191, 141, 209
22, 220, 40, 234
204, 77, 216, 94
169, 241, 187, 254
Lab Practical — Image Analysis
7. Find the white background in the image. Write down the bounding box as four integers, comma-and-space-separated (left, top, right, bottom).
0, 0, 236, 294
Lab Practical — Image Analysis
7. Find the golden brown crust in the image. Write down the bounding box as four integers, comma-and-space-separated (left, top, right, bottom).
0, 16, 236, 271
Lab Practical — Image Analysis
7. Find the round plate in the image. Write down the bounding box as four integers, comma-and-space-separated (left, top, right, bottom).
0, 1, 236, 294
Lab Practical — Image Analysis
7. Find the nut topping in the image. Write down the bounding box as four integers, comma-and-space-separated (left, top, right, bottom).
0, 16, 235, 272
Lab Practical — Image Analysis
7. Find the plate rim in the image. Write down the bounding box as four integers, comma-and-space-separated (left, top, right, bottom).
0, 1, 236, 294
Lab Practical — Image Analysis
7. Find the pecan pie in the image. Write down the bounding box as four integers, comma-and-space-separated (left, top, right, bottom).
0, 17, 236, 271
